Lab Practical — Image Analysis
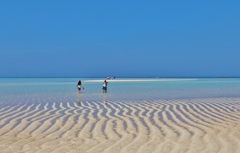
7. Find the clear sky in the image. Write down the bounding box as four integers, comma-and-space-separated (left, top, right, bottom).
0, 0, 239, 78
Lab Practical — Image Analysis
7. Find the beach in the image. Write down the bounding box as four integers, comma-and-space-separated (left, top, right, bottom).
0, 78, 240, 153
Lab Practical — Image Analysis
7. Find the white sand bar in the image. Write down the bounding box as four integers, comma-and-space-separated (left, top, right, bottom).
84, 78, 198, 82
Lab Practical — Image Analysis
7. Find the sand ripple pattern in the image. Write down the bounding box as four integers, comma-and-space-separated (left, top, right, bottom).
0, 98, 240, 153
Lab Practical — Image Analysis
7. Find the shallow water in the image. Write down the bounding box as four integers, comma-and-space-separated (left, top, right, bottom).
1, 78, 240, 105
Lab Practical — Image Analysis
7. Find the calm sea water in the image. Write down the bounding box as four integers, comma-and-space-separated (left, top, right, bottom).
0, 78, 240, 105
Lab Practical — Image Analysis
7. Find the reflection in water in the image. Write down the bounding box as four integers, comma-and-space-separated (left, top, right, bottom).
77, 93, 82, 106
103, 93, 108, 105
77, 92, 108, 106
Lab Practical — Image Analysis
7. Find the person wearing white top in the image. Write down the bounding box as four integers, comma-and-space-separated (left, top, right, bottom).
102, 80, 108, 93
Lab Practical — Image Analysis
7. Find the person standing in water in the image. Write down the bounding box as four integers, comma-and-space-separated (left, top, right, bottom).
77, 80, 84, 93
102, 80, 108, 93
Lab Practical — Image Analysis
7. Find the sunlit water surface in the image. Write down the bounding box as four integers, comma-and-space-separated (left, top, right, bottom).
1, 78, 240, 106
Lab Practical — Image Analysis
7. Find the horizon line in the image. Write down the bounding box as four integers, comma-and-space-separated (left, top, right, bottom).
0, 76, 240, 79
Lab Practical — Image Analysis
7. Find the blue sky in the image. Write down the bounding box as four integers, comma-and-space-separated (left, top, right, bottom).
0, 0, 239, 77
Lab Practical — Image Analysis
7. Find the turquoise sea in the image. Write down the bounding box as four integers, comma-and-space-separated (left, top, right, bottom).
1, 78, 240, 105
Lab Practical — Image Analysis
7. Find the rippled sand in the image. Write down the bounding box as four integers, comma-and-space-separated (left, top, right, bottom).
0, 98, 240, 153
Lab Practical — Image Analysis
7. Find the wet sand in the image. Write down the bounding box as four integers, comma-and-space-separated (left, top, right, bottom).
0, 98, 240, 153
